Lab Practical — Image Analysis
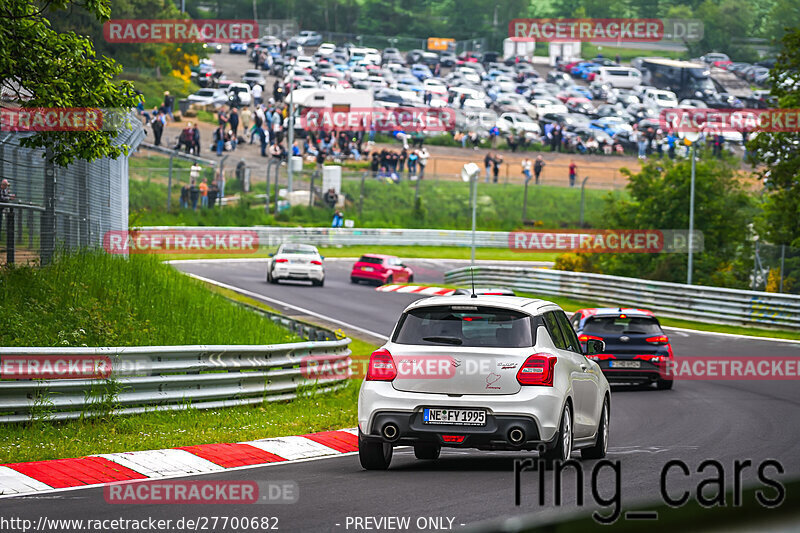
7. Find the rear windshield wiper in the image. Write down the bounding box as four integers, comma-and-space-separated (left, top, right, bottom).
422, 336, 463, 345
622, 330, 647, 334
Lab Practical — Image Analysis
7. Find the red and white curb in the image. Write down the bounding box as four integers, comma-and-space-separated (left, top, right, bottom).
376, 284, 455, 296
0, 428, 359, 497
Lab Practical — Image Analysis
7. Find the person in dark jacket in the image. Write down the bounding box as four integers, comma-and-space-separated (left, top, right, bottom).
229, 108, 240, 139
191, 124, 200, 155
208, 181, 220, 208
151, 112, 164, 146
189, 179, 200, 210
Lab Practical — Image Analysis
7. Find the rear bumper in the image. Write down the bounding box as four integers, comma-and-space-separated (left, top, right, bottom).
351, 270, 388, 283
358, 381, 565, 447
272, 265, 324, 281
360, 410, 553, 451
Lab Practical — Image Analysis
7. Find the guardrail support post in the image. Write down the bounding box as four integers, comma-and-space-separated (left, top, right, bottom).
780, 244, 786, 293
41, 148, 56, 266
579, 176, 589, 227
167, 153, 174, 211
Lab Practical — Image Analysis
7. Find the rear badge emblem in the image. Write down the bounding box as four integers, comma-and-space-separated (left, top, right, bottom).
451, 358, 462, 367
620, 335, 630, 342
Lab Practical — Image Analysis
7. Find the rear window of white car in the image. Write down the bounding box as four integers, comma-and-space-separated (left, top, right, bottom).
393, 305, 534, 348
281, 245, 318, 255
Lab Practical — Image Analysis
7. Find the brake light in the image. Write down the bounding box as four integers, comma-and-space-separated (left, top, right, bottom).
442, 435, 465, 443
274, 258, 288, 263
516, 354, 557, 386
366, 349, 396, 381
310, 260, 322, 265
646, 335, 669, 344
579, 334, 603, 342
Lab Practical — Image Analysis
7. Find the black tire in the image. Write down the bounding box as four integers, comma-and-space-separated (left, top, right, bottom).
413, 443, 441, 460
312, 278, 324, 287
266, 269, 273, 284
541, 402, 573, 464
350, 277, 359, 284
656, 378, 673, 390
408, 275, 414, 283
581, 398, 609, 460
268, 269, 278, 284
358, 430, 393, 470
385, 275, 393, 285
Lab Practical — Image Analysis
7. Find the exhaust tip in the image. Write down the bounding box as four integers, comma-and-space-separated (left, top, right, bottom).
508, 427, 525, 445
382, 423, 399, 441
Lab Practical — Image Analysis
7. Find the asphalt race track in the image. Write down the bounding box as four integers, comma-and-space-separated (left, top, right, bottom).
4, 257, 800, 532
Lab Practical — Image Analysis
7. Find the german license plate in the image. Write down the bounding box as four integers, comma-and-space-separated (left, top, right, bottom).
362, 266, 374, 272
610, 360, 641, 368
423, 408, 486, 426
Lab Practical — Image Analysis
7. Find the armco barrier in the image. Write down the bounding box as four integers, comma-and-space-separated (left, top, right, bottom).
0, 340, 350, 423
445, 266, 800, 330
138, 226, 511, 249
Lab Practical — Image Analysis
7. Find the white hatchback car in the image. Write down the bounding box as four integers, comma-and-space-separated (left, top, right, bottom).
357, 295, 610, 470
266, 243, 325, 286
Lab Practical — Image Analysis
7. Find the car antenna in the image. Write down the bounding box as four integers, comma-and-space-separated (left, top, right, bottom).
470, 267, 477, 298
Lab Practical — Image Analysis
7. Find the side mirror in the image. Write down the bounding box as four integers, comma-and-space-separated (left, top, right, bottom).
268, 252, 275, 257
320, 256, 325, 260
585, 339, 606, 356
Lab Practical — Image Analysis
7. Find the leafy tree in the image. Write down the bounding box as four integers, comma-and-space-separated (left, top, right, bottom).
750, 28, 800, 249
594, 156, 754, 287
1, 0, 140, 165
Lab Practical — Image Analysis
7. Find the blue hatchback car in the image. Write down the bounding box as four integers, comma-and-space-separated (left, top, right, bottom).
570, 308, 674, 389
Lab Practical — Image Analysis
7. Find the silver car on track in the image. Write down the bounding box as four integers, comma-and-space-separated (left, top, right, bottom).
357, 295, 611, 469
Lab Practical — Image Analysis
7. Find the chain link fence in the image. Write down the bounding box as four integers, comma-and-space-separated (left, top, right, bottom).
0, 120, 145, 265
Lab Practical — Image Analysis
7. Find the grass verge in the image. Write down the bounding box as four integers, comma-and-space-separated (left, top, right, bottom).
0, 251, 296, 347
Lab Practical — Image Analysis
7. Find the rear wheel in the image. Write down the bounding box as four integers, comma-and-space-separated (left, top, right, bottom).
413, 443, 440, 460
407, 274, 414, 283
384, 275, 393, 285
656, 378, 673, 390
542, 403, 573, 464
350, 277, 359, 284
581, 398, 609, 460
267, 269, 276, 284
358, 430, 393, 470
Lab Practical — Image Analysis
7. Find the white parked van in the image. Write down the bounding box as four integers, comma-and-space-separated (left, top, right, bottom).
643, 88, 679, 109
596, 67, 642, 89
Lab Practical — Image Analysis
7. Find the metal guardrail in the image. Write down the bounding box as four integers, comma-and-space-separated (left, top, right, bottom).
0, 302, 350, 423
445, 266, 800, 330
138, 226, 512, 249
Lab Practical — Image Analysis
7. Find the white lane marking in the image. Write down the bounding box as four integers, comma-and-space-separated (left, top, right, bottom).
244, 436, 340, 460
0, 466, 53, 494
96, 449, 224, 478
663, 326, 800, 345
184, 273, 390, 341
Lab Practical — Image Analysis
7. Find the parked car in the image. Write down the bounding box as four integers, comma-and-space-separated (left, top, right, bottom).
186, 88, 228, 107
295, 31, 323, 46
229, 42, 248, 54
241, 69, 266, 88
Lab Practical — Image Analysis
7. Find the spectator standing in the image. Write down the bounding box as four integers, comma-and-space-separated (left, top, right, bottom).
190, 163, 202, 187
0, 179, 15, 235
214, 126, 225, 156
208, 181, 220, 208
252, 83, 263, 107
199, 178, 209, 207
162, 91, 174, 120
240, 106, 251, 134
418, 147, 429, 178
191, 123, 200, 155
484, 152, 493, 183
533, 155, 545, 184
180, 182, 190, 208
407, 149, 418, 175
151, 111, 164, 146
189, 179, 200, 210
521, 157, 532, 183
176, 123, 194, 153
229, 107, 240, 140
492, 154, 503, 183
568, 160, 577, 187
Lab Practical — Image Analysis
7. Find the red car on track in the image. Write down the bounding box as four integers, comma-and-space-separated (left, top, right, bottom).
350, 254, 414, 285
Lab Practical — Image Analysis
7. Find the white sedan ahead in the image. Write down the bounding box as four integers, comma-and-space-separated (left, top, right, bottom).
266, 244, 325, 286
357, 295, 611, 469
